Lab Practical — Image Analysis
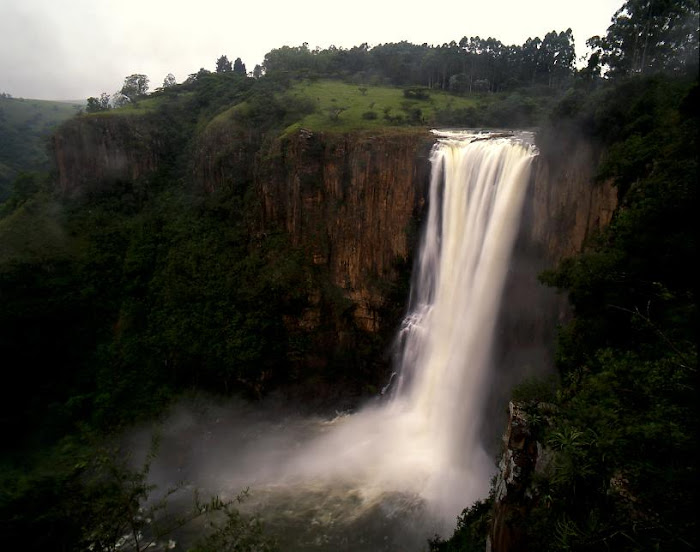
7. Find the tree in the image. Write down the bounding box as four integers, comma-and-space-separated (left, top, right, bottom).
112, 91, 130, 107
120, 74, 149, 103
162, 73, 176, 88
185, 68, 212, 84
597, 0, 700, 76
539, 29, 575, 87
252, 64, 263, 78
86, 92, 111, 113
216, 55, 233, 73
233, 57, 247, 76
326, 105, 347, 121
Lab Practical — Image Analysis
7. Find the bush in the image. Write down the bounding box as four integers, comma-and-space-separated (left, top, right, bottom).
403, 87, 430, 100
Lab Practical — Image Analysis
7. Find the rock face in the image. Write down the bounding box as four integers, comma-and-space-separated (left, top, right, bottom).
489, 402, 549, 552
487, 134, 618, 552
51, 116, 617, 397
52, 114, 162, 196
527, 133, 618, 262
257, 129, 434, 332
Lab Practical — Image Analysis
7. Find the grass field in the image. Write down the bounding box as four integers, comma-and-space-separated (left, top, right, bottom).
283, 79, 494, 133
98, 78, 500, 136
0, 96, 83, 128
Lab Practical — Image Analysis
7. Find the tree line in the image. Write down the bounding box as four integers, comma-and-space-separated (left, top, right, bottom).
260, 31, 576, 92
87, 0, 699, 114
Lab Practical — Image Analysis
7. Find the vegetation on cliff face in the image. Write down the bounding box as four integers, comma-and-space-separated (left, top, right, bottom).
0, 95, 82, 199
522, 75, 697, 551
432, 1, 698, 549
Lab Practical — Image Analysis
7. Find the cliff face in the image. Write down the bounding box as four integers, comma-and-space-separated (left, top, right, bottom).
51, 118, 616, 317
489, 402, 554, 552
257, 129, 433, 332
487, 135, 618, 552
51, 117, 617, 395
527, 134, 617, 262
52, 114, 162, 196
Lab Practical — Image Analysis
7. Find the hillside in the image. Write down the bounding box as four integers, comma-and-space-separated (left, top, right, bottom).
0, 96, 83, 199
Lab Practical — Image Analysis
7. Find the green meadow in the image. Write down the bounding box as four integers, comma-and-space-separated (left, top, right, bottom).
283, 79, 493, 133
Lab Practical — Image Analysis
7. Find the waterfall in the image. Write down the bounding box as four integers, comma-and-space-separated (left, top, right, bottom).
145, 130, 538, 549
388, 129, 538, 515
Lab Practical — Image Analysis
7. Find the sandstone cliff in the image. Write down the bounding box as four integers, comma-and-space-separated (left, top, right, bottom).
256, 129, 433, 332
51, 116, 617, 398
52, 114, 163, 196
528, 134, 617, 262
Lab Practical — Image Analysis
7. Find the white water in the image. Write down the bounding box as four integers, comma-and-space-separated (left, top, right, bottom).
147, 130, 538, 549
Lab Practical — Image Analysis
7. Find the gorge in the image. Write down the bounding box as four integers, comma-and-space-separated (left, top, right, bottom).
3, 6, 697, 547
108, 126, 615, 551
40, 105, 621, 549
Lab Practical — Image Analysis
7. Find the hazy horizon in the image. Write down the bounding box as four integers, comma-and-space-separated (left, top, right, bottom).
1, 0, 623, 101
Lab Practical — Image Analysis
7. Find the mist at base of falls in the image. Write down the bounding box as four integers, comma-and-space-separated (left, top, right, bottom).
136, 396, 456, 551
131, 131, 539, 550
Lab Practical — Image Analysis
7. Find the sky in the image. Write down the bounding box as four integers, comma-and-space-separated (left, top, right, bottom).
0, 0, 623, 101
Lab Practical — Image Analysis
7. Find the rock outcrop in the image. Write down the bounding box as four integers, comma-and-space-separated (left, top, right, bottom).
528, 134, 617, 262
256, 129, 433, 332
52, 114, 162, 196
489, 402, 552, 552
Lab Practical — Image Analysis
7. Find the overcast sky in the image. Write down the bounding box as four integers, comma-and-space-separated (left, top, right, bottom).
1, 0, 623, 101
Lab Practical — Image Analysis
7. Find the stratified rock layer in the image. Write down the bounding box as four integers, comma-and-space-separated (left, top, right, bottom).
257, 129, 433, 331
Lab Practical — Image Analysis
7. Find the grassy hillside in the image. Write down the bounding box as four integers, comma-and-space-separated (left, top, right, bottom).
0, 96, 83, 199
138, 75, 550, 141
283, 79, 492, 133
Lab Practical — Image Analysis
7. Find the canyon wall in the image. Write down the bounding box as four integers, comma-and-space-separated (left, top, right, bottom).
528, 134, 618, 262
52, 114, 163, 196
51, 117, 617, 396
256, 129, 433, 332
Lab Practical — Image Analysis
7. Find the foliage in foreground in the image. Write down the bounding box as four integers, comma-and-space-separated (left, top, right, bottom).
436, 73, 697, 551
428, 499, 492, 552
0, 431, 276, 551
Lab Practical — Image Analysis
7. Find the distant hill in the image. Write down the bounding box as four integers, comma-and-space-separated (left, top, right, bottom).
0, 96, 83, 199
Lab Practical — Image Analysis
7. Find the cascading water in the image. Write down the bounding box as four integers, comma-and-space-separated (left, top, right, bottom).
388, 129, 538, 515
146, 130, 538, 550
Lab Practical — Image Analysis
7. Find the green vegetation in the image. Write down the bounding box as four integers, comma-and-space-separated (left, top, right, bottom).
0, 95, 82, 198
433, 1, 698, 549
429, 499, 492, 552
522, 75, 697, 550
2, 1, 697, 549
1, 430, 277, 551
283, 80, 482, 132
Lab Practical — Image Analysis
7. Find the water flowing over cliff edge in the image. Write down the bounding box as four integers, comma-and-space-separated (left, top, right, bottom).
132, 131, 538, 551
51, 119, 617, 549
